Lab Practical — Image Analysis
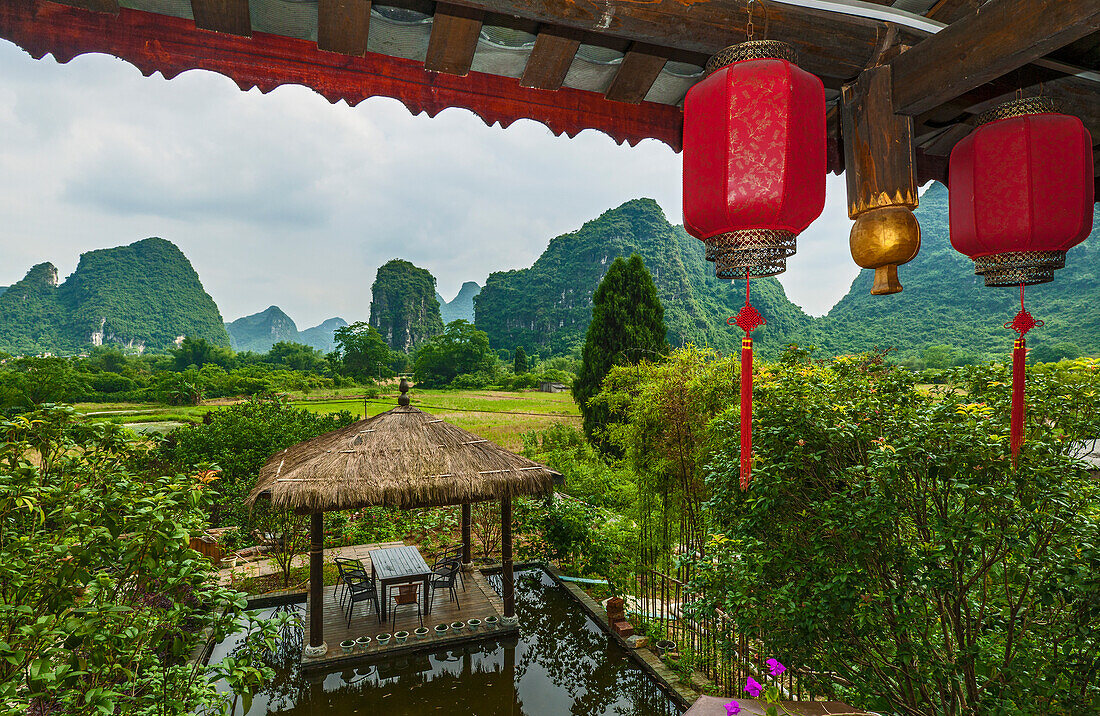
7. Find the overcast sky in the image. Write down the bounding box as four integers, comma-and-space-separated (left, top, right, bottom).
0, 38, 862, 328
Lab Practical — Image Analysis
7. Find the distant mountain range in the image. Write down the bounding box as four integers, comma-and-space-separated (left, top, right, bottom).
437, 281, 480, 324
3, 186, 1095, 360
0, 238, 228, 354
474, 198, 809, 357
472, 186, 1100, 360
225, 306, 347, 354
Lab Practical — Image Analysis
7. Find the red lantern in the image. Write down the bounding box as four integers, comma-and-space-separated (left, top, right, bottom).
949, 97, 1095, 461
683, 41, 826, 489
683, 41, 826, 279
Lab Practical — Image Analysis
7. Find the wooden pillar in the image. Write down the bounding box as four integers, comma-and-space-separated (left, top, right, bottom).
461, 502, 472, 566
500, 497, 515, 618
309, 511, 325, 650
842, 64, 921, 295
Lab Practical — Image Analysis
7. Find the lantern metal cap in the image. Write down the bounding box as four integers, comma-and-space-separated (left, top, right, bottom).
706, 40, 799, 75
973, 250, 1066, 287
977, 97, 1060, 126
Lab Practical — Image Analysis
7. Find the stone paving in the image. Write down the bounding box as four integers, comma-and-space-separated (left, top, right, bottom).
216, 541, 406, 587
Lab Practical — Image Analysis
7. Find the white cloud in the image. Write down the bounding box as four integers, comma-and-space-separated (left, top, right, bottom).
0, 39, 858, 328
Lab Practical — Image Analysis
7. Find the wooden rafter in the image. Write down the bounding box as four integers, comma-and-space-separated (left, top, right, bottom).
605, 43, 668, 104
318, 0, 372, 57
426, 3, 484, 76
520, 27, 581, 91
890, 0, 1100, 117
924, 0, 975, 24
0, 1, 683, 149
52, 0, 117, 13
190, 0, 250, 37
440, 0, 888, 80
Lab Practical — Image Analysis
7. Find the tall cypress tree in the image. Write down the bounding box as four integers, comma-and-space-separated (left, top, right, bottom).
513, 346, 528, 374
573, 254, 669, 450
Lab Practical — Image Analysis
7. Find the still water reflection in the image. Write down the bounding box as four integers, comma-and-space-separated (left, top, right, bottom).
212, 568, 684, 715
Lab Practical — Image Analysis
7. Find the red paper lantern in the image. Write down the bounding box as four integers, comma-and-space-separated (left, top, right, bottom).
949, 97, 1095, 461
950, 98, 1094, 287
683, 41, 826, 490
683, 41, 826, 279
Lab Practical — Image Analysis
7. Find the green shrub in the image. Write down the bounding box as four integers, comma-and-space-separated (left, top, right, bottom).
0, 405, 281, 714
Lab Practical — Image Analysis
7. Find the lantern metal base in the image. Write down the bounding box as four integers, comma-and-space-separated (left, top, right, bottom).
973, 250, 1066, 287
705, 229, 796, 278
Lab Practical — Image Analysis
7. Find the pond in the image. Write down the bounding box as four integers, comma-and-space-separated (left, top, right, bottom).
210, 568, 684, 715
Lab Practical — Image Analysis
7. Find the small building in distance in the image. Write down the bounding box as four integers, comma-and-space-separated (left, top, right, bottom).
539, 381, 568, 394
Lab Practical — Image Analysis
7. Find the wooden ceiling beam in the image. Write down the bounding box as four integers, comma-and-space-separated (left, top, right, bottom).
438, 0, 885, 80
890, 0, 1100, 117
190, 0, 251, 37
425, 3, 484, 76
318, 0, 371, 57
520, 26, 581, 90
924, 0, 974, 24
605, 43, 668, 104
52, 0, 117, 13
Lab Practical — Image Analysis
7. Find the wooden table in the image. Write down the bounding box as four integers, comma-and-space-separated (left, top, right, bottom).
368, 545, 433, 622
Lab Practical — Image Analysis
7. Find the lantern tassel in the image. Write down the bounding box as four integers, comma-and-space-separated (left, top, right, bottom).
1010, 337, 1026, 462
1005, 283, 1042, 466
740, 335, 753, 489
728, 269, 766, 490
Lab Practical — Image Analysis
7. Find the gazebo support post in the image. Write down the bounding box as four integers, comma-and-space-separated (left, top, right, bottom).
461, 502, 472, 570
305, 511, 327, 656
501, 496, 515, 620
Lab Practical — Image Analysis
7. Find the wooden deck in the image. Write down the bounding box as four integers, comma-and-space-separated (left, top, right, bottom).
302, 544, 516, 670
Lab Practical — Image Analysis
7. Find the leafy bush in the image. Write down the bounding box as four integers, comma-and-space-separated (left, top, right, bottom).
0, 405, 279, 714
684, 352, 1100, 715
162, 398, 356, 529
521, 424, 636, 511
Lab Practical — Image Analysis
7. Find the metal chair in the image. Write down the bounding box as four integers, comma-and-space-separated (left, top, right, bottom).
428, 561, 461, 612
433, 547, 465, 592
344, 573, 381, 628
334, 557, 369, 605
389, 582, 423, 632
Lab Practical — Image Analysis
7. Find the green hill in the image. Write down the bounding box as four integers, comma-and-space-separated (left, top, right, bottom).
474, 198, 814, 357
0, 239, 228, 354
225, 306, 299, 353
226, 308, 348, 353
299, 317, 348, 353
370, 259, 444, 352
818, 183, 1100, 359
437, 281, 480, 324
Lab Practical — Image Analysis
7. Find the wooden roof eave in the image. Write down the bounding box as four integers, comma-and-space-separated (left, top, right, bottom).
0, 0, 685, 149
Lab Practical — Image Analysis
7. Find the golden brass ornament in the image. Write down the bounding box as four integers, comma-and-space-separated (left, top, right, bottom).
849, 205, 921, 295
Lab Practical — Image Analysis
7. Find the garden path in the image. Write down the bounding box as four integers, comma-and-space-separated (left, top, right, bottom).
216, 541, 405, 586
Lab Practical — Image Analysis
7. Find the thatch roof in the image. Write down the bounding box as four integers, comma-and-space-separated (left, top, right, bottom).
246, 403, 560, 513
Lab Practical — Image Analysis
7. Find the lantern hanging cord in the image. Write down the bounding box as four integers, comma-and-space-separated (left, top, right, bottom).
745, 0, 769, 41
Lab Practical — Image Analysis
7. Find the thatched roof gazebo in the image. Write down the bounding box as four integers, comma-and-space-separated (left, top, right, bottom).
246, 378, 560, 656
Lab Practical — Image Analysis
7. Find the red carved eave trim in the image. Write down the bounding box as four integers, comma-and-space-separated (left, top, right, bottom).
0, 0, 684, 150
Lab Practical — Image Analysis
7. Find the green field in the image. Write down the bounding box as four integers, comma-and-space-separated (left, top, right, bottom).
74, 387, 580, 451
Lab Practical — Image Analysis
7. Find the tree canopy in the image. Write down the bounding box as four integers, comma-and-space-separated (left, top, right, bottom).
573, 254, 668, 450
413, 320, 496, 388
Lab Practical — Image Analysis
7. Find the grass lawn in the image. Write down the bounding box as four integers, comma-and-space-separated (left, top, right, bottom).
73, 387, 580, 451
291, 388, 580, 451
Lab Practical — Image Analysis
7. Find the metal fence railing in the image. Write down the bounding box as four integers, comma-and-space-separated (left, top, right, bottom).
632, 568, 812, 700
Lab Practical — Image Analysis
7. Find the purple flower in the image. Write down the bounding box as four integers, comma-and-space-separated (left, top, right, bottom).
766, 658, 786, 677
725, 701, 741, 715
744, 677, 763, 698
